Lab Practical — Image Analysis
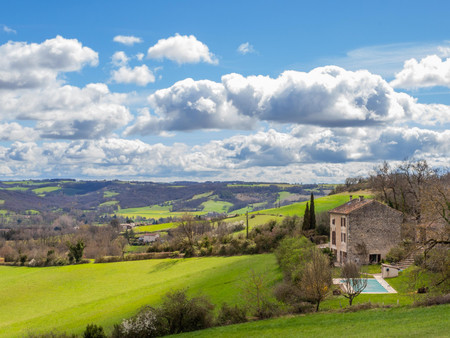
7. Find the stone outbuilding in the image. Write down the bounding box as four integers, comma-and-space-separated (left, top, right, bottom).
329, 195, 403, 264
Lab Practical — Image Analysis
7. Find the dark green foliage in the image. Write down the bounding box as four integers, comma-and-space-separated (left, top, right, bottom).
274, 281, 313, 313
113, 289, 214, 337
275, 236, 315, 282
67, 239, 85, 263
385, 245, 407, 263
303, 202, 310, 230
309, 193, 316, 230
159, 289, 215, 334
216, 303, 247, 326
83, 324, 106, 338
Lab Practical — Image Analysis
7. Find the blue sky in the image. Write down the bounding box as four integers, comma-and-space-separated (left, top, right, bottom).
0, 0, 449, 182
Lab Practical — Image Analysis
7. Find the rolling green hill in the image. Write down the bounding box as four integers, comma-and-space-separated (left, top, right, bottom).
0, 254, 279, 337
172, 304, 450, 338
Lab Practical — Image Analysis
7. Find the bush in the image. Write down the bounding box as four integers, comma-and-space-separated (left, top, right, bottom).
216, 303, 247, 326
413, 294, 450, 307
274, 281, 313, 313
83, 324, 106, 338
158, 289, 215, 334
112, 306, 167, 338
414, 253, 424, 266
385, 245, 407, 263
95, 256, 122, 263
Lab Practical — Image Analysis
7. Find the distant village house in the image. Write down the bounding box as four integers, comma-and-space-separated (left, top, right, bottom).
329, 195, 403, 264
138, 233, 160, 243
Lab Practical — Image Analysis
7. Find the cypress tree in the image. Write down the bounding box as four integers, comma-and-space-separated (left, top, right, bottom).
310, 192, 316, 230
303, 202, 310, 230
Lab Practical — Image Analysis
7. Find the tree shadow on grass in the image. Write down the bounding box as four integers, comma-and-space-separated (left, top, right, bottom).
149, 259, 181, 273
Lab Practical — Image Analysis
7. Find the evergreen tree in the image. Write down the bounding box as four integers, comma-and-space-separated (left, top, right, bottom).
310, 192, 316, 230
303, 202, 310, 230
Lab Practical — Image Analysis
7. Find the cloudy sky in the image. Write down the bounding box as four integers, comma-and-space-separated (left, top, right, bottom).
0, 1, 449, 183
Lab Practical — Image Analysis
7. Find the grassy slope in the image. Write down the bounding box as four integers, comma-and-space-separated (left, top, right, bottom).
0, 254, 279, 337
224, 192, 373, 233
173, 304, 450, 338
32, 186, 61, 194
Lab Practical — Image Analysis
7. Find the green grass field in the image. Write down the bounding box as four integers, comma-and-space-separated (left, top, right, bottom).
2, 186, 29, 191
0, 254, 279, 337
260, 192, 373, 217
32, 186, 61, 194
99, 200, 119, 207
103, 191, 119, 198
134, 222, 178, 232
116, 204, 199, 219
201, 200, 233, 213
173, 304, 450, 338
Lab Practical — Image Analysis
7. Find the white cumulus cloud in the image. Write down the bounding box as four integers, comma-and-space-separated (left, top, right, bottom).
111, 51, 129, 67
113, 35, 143, 46
390, 54, 450, 89
125, 66, 449, 135
0, 35, 98, 89
147, 33, 218, 64
111, 65, 155, 86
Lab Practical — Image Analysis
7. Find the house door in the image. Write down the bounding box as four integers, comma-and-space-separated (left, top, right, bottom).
369, 254, 381, 264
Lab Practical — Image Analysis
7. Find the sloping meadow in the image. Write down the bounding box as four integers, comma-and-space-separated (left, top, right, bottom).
0, 254, 279, 337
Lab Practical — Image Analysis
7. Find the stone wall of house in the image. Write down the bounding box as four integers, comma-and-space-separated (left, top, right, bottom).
347, 201, 403, 263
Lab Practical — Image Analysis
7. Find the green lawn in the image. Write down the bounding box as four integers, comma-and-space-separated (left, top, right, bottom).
173, 304, 450, 338
0, 254, 279, 337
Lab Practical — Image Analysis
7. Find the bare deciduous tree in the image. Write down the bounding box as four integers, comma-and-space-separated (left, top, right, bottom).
341, 261, 368, 306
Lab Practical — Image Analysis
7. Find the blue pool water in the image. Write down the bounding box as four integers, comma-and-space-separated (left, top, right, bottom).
363, 279, 389, 293
340, 278, 390, 293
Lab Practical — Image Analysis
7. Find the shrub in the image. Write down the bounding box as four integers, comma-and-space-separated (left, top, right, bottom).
216, 303, 247, 326
385, 245, 407, 263
274, 281, 313, 313
95, 256, 122, 264
83, 324, 106, 338
413, 294, 450, 307
159, 289, 214, 334
112, 306, 167, 338
414, 253, 424, 266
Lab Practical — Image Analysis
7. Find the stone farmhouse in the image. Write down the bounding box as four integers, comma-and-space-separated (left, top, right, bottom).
138, 233, 160, 244
329, 196, 403, 264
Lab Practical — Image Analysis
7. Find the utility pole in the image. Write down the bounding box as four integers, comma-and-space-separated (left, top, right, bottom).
246, 210, 249, 239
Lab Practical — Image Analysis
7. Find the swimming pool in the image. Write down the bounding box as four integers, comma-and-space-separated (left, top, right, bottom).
340, 278, 390, 293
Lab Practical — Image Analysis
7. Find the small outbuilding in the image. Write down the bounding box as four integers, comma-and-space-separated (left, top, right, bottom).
381, 264, 400, 278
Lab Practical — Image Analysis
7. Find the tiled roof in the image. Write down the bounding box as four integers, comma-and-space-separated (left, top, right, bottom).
328, 198, 374, 215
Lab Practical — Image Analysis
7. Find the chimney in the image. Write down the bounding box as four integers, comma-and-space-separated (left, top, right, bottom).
349, 195, 353, 201
359, 195, 364, 202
